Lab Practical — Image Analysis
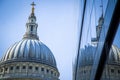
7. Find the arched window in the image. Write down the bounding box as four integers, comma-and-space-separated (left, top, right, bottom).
31, 19, 33, 22
35, 67, 38, 71
47, 69, 49, 73
10, 66, 13, 70
5, 68, 7, 71
31, 25, 33, 31
29, 66, 32, 70
118, 70, 120, 73
41, 68, 44, 71
111, 69, 114, 73
16, 66, 19, 70
51, 71, 53, 74
22, 66, 26, 69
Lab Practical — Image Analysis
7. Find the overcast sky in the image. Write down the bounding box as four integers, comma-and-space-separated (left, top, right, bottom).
0, 0, 79, 80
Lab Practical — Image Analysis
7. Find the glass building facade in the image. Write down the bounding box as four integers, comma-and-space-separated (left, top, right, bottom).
73, 0, 120, 80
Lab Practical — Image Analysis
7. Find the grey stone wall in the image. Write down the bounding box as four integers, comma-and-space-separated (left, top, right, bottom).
0, 62, 59, 80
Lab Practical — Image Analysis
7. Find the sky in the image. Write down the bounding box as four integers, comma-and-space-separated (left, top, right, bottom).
0, 0, 79, 80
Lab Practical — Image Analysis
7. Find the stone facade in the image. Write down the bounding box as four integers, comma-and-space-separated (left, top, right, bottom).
0, 62, 59, 80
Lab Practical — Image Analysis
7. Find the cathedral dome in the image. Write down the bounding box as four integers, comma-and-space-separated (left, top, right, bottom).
0, 2, 57, 68
1, 39, 57, 68
0, 2, 59, 80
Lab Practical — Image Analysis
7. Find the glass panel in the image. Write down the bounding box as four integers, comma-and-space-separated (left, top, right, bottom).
73, 0, 119, 80
101, 24, 120, 80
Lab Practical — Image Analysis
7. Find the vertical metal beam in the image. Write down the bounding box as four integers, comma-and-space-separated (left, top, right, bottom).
74, 0, 86, 80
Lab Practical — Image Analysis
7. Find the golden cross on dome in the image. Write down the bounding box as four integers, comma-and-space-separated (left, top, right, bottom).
31, 2, 36, 14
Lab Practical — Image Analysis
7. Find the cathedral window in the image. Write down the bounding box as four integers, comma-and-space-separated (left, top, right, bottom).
29, 66, 32, 69
111, 69, 114, 73
16, 66, 19, 69
47, 69, 49, 73
118, 70, 120, 73
41, 68, 44, 71
22, 66, 26, 69
10, 66, 13, 70
31, 19, 33, 22
5, 68, 8, 71
84, 70, 86, 74
51, 71, 53, 74
31, 25, 33, 31
35, 67, 38, 71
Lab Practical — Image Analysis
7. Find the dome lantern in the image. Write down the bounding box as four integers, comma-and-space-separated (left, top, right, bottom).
23, 2, 39, 40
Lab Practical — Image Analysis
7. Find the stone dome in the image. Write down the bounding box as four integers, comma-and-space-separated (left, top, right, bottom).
79, 45, 120, 66
0, 3, 59, 80
1, 39, 57, 68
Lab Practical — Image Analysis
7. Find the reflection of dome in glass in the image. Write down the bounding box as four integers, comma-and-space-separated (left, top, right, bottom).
79, 45, 120, 66
1, 39, 57, 68
76, 45, 120, 80
109, 45, 120, 63
78, 45, 96, 66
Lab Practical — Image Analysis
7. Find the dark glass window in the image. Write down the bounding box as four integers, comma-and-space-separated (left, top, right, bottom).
118, 70, 120, 73
47, 69, 49, 73
111, 69, 114, 73
51, 71, 53, 74
35, 67, 38, 71
5, 68, 8, 71
41, 68, 44, 71
16, 66, 19, 69
10, 66, 13, 70
29, 66, 32, 69
22, 66, 26, 69
84, 70, 86, 74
